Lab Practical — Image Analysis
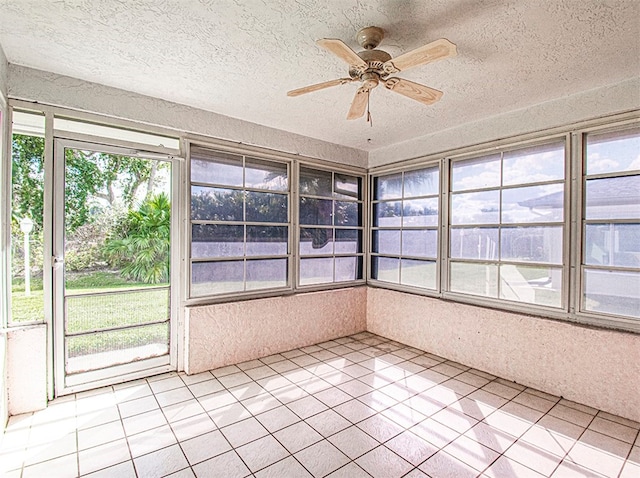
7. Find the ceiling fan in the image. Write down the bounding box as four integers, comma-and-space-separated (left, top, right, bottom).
287, 26, 457, 121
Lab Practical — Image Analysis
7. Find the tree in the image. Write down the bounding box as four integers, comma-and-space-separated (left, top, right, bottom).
11, 135, 45, 228
103, 193, 171, 284
11, 134, 166, 232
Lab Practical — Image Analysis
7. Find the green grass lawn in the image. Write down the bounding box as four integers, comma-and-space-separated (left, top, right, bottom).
12, 270, 171, 362
11, 271, 167, 323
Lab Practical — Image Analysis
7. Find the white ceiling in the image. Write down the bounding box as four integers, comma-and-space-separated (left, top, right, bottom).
0, 1, 638, 152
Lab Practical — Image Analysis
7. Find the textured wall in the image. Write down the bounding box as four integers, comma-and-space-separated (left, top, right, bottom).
7, 65, 368, 168
0, 44, 7, 98
369, 77, 640, 167
367, 287, 640, 422
6, 326, 47, 415
186, 288, 367, 374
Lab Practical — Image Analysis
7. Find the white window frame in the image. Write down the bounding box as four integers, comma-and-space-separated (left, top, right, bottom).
573, 121, 640, 331
185, 139, 367, 305
369, 162, 442, 294
296, 163, 366, 289
187, 142, 293, 301
444, 136, 570, 313
368, 113, 640, 334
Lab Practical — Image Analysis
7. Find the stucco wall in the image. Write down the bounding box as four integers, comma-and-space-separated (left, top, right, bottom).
0, 45, 7, 98
6, 325, 47, 415
7, 65, 367, 168
367, 287, 640, 422
186, 287, 367, 374
369, 77, 640, 168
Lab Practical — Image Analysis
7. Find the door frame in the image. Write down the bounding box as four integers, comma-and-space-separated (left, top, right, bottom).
53, 138, 180, 396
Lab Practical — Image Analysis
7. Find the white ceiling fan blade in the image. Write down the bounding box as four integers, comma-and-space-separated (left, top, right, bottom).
317, 38, 368, 69
347, 87, 369, 120
287, 78, 355, 97
383, 38, 457, 73
384, 78, 443, 105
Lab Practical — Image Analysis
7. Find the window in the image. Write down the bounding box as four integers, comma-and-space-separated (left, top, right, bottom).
448, 141, 566, 308
581, 127, 640, 319
10, 111, 46, 323
371, 166, 439, 290
298, 166, 364, 285
189, 146, 290, 297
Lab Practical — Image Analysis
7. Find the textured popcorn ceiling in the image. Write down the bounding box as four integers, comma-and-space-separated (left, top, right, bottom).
0, 1, 638, 151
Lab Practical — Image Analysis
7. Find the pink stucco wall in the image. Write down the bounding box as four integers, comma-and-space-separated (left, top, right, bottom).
366, 287, 640, 422
186, 287, 367, 374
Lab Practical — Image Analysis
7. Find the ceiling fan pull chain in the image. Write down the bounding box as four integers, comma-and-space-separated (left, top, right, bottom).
367, 91, 373, 126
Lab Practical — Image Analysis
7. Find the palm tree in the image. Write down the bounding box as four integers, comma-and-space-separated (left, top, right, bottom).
103, 193, 170, 284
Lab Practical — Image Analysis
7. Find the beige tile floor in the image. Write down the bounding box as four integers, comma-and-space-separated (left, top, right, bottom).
1, 332, 639, 477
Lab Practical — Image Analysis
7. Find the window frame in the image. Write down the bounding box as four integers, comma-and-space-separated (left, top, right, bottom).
443, 135, 570, 312
187, 143, 293, 301
574, 122, 640, 331
369, 162, 442, 294
185, 139, 368, 304
296, 163, 366, 289
369, 118, 640, 333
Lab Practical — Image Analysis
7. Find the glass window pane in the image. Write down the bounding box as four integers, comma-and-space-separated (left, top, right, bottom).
192, 224, 243, 258
502, 184, 564, 223
299, 197, 333, 225
501, 226, 563, 264
300, 257, 333, 285
450, 262, 498, 297
191, 186, 243, 221
246, 192, 288, 223
402, 229, 438, 258
11, 132, 45, 323
300, 228, 333, 255
401, 259, 436, 289
500, 265, 562, 308
334, 174, 361, 200
246, 259, 287, 290
335, 256, 362, 282
451, 155, 501, 191
375, 173, 403, 200
372, 256, 400, 283
451, 190, 500, 225
373, 230, 401, 256
403, 167, 439, 198
450, 228, 499, 260
245, 158, 288, 191
403, 198, 439, 227
246, 226, 288, 256
335, 201, 361, 226
374, 201, 402, 227
583, 269, 640, 318
191, 261, 244, 296
190, 148, 243, 186
585, 176, 640, 220
586, 127, 640, 175
585, 223, 640, 268
300, 167, 332, 197
335, 229, 362, 254
503, 143, 565, 186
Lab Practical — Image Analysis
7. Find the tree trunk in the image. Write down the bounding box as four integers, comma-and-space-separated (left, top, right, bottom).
145, 162, 158, 200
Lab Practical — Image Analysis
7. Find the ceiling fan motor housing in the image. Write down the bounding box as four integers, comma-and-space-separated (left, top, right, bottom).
350, 49, 393, 79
